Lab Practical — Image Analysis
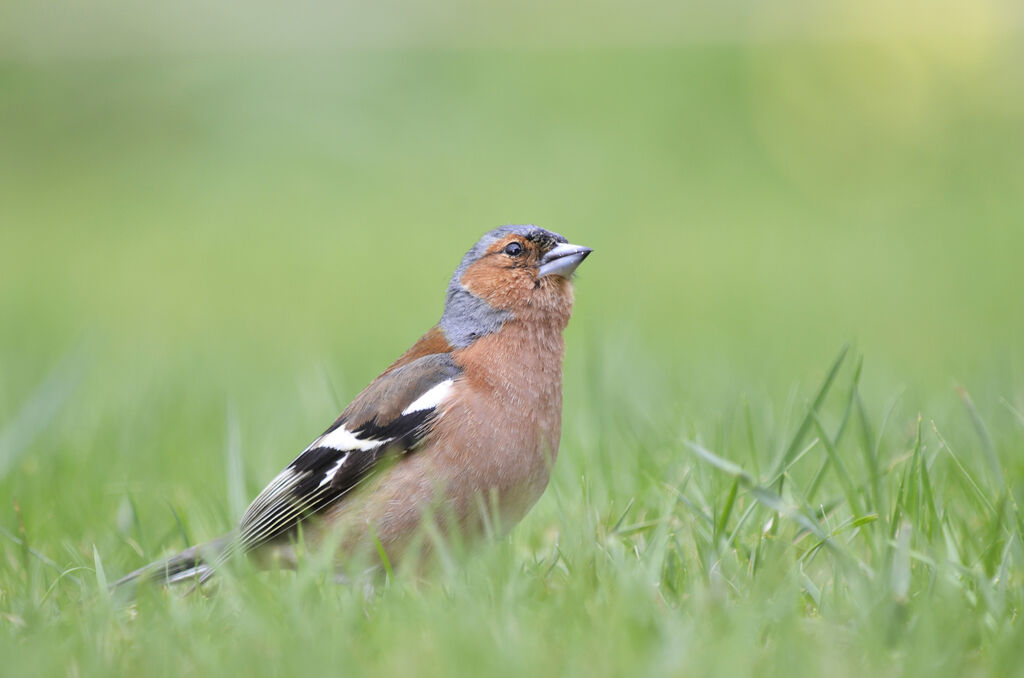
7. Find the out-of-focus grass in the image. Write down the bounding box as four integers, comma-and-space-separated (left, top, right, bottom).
2, 3, 1024, 676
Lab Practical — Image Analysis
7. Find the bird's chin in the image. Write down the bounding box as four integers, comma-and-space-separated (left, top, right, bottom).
526, 276, 574, 322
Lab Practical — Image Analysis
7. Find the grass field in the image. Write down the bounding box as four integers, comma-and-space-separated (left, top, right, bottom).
2, 3, 1024, 676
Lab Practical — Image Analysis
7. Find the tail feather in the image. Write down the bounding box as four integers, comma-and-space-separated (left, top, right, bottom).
114, 534, 233, 591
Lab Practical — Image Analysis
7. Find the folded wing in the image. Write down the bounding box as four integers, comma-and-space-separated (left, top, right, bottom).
237, 353, 461, 552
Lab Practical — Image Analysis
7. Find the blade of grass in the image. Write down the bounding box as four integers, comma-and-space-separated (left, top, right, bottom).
851, 514, 880, 529
890, 455, 910, 540
807, 360, 862, 502
726, 501, 759, 549
673, 490, 714, 529
872, 389, 903, 513
748, 485, 830, 542
166, 502, 192, 550
611, 498, 636, 533
957, 386, 1003, 486
127, 494, 146, 556
931, 421, 996, 516
766, 438, 820, 487
0, 524, 61, 572
918, 431, 940, 540
742, 396, 760, 479
806, 458, 831, 506
685, 440, 754, 486
689, 437, 824, 549
906, 416, 923, 526
370, 528, 394, 583
854, 388, 880, 512
769, 344, 849, 487
716, 478, 740, 541
93, 545, 109, 592
811, 410, 861, 515
1000, 397, 1024, 429
617, 519, 667, 536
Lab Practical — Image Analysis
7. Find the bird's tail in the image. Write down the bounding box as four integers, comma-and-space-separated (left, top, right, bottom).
114, 534, 234, 591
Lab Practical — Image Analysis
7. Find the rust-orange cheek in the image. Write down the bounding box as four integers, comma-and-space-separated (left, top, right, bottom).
460, 260, 518, 303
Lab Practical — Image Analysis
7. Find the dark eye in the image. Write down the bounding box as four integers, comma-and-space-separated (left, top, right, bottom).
504, 242, 524, 257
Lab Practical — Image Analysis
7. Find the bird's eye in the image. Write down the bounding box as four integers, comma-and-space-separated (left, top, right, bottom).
504, 242, 524, 257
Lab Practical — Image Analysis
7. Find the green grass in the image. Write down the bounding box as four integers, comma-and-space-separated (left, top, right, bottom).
3, 341, 1023, 677
2, 7, 1024, 676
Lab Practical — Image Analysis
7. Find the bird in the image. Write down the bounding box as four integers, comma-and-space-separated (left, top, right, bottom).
116, 225, 592, 589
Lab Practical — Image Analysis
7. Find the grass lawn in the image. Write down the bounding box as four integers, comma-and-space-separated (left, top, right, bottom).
2, 8, 1023, 676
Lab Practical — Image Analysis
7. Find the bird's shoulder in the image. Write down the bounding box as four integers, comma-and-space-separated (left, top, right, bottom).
333, 351, 462, 439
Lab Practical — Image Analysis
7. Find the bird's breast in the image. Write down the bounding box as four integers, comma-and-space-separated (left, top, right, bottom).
330, 321, 567, 563
429, 366, 563, 529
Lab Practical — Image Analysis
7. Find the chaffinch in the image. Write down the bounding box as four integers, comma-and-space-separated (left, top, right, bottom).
117, 225, 592, 587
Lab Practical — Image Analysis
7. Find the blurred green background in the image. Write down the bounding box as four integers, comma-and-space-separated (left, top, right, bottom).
2, 1, 1024, 675
3, 0, 1022, 395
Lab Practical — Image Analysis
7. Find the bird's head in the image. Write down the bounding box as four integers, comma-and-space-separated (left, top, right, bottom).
439, 225, 592, 348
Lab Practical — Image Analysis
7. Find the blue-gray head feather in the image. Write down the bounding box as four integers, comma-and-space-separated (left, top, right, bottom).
438, 225, 567, 348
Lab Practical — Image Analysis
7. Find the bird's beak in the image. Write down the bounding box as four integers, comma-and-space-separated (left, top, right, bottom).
538, 243, 593, 279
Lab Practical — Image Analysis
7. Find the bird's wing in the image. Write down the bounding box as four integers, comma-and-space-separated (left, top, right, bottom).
236, 353, 461, 552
